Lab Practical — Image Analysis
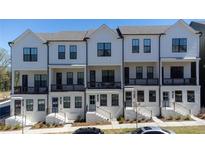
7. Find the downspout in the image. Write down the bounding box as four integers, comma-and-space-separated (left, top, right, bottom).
122, 37, 125, 117
84, 38, 88, 121
159, 34, 162, 117
45, 41, 49, 115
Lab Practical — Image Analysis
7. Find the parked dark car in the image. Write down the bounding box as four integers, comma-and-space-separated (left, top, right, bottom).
131, 126, 175, 134
73, 127, 104, 134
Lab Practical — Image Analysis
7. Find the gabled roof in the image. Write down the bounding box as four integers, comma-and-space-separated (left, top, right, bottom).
36, 31, 87, 41
119, 25, 169, 35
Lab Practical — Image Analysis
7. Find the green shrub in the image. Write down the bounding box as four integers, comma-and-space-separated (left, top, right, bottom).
174, 115, 181, 121
13, 124, 21, 130
183, 115, 191, 121
3, 125, 11, 131
117, 115, 125, 124
166, 116, 173, 121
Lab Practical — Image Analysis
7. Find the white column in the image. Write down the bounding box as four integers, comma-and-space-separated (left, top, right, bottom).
49, 67, 52, 92
84, 66, 87, 88
11, 70, 15, 94
120, 65, 123, 89
196, 59, 199, 85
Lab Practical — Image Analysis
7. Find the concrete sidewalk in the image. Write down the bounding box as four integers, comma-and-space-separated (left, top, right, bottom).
1, 117, 205, 134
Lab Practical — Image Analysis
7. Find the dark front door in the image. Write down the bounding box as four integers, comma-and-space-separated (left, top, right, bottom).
14, 100, 21, 115
90, 70, 96, 87
22, 75, 28, 92
163, 91, 170, 107
89, 95, 96, 111
124, 67, 129, 85
56, 73, 62, 90
52, 97, 58, 113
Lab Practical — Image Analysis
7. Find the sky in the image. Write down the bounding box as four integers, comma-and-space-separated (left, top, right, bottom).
0, 19, 204, 52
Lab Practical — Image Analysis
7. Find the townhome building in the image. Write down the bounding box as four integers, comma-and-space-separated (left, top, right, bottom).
7, 19, 201, 125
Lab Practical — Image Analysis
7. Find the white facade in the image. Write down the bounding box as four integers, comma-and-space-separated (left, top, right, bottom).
9, 20, 201, 123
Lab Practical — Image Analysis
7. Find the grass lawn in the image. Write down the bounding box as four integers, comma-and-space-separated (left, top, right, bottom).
103, 126, 205, 134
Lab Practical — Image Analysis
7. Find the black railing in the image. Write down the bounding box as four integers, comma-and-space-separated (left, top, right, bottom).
125, 78, 158, 85
14, 86, 48, 94
87, 82, 121, 89
51, 84, 85, 92
163, 78, 196, 85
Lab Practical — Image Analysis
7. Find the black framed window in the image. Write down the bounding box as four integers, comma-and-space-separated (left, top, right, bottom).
100, 94, 107, 106
97, 43, 111, 57
26, 99, 33, 111
67, 72, 73, 85
147, 66, 154, 79
172, 38, 187, 52
38, 99, 45, 111
171, 67, 184, 79
112, 94, 119, 106
63, 97, 71, 108
58, 45, 65, 59
136, 67, 143, 79
137, 91, 144, 102
102, 70, 114, 82
70, 45, 77, 59
77, 72, 84, 85
187, 91, 195, 103
132, 39, 139, 53
149, 90, 156, 102
75, 96, 82, 108
23, 48, 37, 62
175, 90, 182, 102
34, 74, 47, 87
144, 39, 151, 53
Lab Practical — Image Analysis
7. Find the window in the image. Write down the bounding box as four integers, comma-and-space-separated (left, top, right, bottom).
77, 72, 84, 85
67, 72, 73, 85
63, 97, 71, 108
102, 70, 114, 82
187, 91, 195, 103
112, 94, 119, 106
172, 38, 187, 52
58, 45, 65, 59
38, 99, 45, 111
97, 43, 111, 56
137, 91, 144, 102
132, 39, 139, 53
175, 91, 182, 102
70, 45, 77, 59
75, 96, 82, 108
149, 91, 156, 102
100, 94, 107, 106
171, 67, 184, 79
23, 48, 37, 62
136, 67, 143, 79
144, 39, 151, 53
34, 74, 47, 87
26, 99, 33, 111
147, 66, 154, 79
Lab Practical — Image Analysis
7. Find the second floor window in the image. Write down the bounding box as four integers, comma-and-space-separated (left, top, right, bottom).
70, 45, 77, 59
102, 70, 114, 83
23, 48, 37, 62
136, 67, 143, 79
97, 43, 111, 57
147, 66, 154, 79
172, 38, 187, 52
171, 67, 184, 79
58, 45, 65, 59
34, 74, 47, 87
67, 72, 73, 85
77, 72, 84, 85
144, 39, 151, 53
132, 39, 139, 53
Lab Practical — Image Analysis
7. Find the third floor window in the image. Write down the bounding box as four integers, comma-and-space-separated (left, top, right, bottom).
132, 39, 139, 53
58, 45, 65, 59
172, 38, 187, 52
23, 47, 37, 62
70, 45, 77, 59
144, 39, 151, 53
97, 43, 111, 57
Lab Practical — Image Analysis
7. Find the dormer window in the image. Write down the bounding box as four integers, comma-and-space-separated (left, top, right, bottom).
23, 48, 37, 62
58, 45, 65, 59
172, 38, 187, 52
97, 43, 111, 57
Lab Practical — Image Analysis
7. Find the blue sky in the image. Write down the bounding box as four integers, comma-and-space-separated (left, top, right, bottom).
0, 19, 204, 52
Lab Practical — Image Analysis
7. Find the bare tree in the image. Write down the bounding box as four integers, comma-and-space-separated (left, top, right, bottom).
0, 48, 10, 73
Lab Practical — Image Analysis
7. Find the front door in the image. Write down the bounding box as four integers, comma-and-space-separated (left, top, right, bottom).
163, 91, 170, 107
56, 73, 62, 90
90, 70, 96, 87
22, 75, 28, 92
124, 67, 129, 85
52, 97, 58, 113
125, 91, 132, 107
89, 95, 96, 111
14, 100, 21, 115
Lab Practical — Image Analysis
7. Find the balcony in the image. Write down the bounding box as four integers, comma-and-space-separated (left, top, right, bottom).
87, 82, 121, 89
51, 84, 85, 92
14, 86, 48, 94
163, 78, 196, 85
125, 78, 158, 86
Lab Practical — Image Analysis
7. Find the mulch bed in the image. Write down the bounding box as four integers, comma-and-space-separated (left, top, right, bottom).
72, 121, 111, 127
31, 122, 63, 129
158, 115, 193, 122
119, 119, 153, 124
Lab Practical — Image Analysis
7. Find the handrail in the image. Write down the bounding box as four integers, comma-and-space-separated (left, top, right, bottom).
173, 102, 192, 115
133, 102, 153, 119
127, 78, 158, 85
96, 106, 112, 120
46, 107, 67, 124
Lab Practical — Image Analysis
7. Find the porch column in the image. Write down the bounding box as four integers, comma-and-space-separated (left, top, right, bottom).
120, 65, 123, 89
84, 66, 87, 88
159, 61, 162, 85
196, 59, 199, 85
48, 67, 52, 92
11, 70, 15, 94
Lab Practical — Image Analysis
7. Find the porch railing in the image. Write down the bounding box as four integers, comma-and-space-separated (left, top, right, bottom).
87, 82, 121, 89
125, 78, 158, 85
96, 106, 112, 121
14, 86, 48, 94
51, 84, 85, 92
163, 78, 196, 85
